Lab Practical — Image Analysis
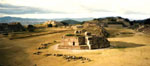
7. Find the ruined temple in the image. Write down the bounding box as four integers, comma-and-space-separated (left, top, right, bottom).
0, 22, 25, 33
43, 20, 64, 27
89, 17, 130, 28
83, 21, 109, 37
58, 30, 110, 50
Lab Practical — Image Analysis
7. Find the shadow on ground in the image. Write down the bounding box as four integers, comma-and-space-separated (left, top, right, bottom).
109, 32, 135, 38
110, 41, 145, 49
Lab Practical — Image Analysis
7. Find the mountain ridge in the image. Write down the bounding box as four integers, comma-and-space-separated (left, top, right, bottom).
0, 16, 93, 25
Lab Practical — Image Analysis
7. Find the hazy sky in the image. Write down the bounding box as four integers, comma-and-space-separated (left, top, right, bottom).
0, 0, 150, 19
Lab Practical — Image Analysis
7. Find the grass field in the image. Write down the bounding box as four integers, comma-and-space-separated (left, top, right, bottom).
0, 27, 150, 66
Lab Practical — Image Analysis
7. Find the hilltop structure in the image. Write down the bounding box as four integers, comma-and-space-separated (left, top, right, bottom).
43, 20, 64, 27
72, 25, 83, 29
83, 21, 109, 37
58, 30, 110, 50
89, 17, 130, 28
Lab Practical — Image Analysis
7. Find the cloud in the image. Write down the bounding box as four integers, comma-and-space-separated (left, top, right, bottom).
79, 5, 112, 13
124, 11, 148, 15
0, 3, 20, 8
1, 0, 150, 19
0, 4, 65, 14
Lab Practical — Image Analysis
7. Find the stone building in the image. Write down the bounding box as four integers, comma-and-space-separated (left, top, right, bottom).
107, 22, 125, 28
43, 20, 64, 27
0, 22, 25, 33
58, 30, 110, 50
89, 17, 130, 27
72, 25, 83, 30
83, 22, 109, 37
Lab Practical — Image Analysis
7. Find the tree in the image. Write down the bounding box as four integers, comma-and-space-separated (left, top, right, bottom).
61, 22, 69, 26
47, 24, 53, 27
27, 25, 35, 32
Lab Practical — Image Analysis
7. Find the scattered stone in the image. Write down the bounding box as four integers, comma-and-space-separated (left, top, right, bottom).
37, 43, 50, 50
54, 40, 57, 43
56, 54, 63, 57
33, 51, 42, 55
82, 61, 85, 63
44, 54, 52, 56
67, 59, 71, 62
34, 64, 37, 66
53, 54, 57, 56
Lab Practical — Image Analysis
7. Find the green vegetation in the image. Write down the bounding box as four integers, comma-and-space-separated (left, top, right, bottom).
65, 34, 82, 37
60, 19, 81, 25
65, 34, 74, 36
47, 24, 53, 27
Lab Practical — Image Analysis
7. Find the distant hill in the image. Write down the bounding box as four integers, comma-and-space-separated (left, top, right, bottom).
0, 16, 93, 25
0, 16, 48, 25
84, 16, 131, 27
60, 19, 82, 24
133, 18, 150, 24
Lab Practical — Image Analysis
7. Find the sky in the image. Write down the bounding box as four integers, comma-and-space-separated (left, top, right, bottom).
0, 0, 150, 19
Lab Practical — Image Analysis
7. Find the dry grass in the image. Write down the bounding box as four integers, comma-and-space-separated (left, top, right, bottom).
7, 28, 70, 40
0, 27, 150, 66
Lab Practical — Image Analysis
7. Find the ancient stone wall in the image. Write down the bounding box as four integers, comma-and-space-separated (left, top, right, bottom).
80, 45, 89, 49
86, 35, 110, 49
59, 35, 88, 50
107, 24, 123, 28
59, 25, 110, 50
58, 45, 81, 50
43, 20, 64, 27
61, 36, 80, 46
8, 22, 25, 32
0, 22, 25, 33
83, 23, 109, 37
78, 36, 85, 45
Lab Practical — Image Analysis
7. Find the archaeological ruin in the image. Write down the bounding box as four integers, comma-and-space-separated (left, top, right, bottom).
58, 30, 110, 50
0, 22, 25, 33
43, 20, 64, 27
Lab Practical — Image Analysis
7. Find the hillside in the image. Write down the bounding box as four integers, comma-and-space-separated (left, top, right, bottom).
60, 19, 82, 24
0, 16, 48, 25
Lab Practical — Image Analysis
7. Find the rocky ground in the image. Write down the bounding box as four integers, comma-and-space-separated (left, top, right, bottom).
0, 28, 150, 66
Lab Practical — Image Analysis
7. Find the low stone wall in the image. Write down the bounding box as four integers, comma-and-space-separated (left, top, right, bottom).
58, 45, 89, 50
80, 45, 89, 49
107, 24, 123, 28
58, 45, 80, 50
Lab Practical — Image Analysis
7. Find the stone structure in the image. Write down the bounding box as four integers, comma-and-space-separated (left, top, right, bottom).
0, 22, 25, 33
137, 25, 150, 34
43, 20, 64, 27
91, 17, 130, 27
58, 30, 110, 50
107, 22, 125, 28
72, 25, 83, 29
83, 22, 109, 37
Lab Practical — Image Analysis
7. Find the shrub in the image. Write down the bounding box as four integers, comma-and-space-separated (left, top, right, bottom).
47, 24, 52, 27
27, 25, 35, 32
54, 40, 57, 43
65, 34, 74, 36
